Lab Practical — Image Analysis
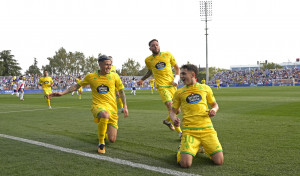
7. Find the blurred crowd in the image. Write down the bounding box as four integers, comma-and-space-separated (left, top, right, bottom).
1, 68, 299, 90
211, 68, 299, 86
0, 75, 153, 90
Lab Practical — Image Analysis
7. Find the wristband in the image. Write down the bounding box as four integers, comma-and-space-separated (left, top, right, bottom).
173, 75, 180, 84
211, 108, 217, 113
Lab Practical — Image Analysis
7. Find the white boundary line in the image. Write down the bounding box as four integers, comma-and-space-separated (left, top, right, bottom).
0, 134, 201, 176
0, 107, 71, 114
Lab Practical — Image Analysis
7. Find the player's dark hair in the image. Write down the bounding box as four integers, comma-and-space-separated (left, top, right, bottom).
149, 39, 158, 46
181, 64, 198, 75
98, 55, 111, 63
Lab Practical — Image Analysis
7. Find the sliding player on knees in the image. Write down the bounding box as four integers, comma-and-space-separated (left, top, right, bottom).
50, 55, 129, 154
170, 64, 224, 168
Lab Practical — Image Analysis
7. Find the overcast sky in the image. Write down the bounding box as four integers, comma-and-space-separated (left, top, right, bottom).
1, 0, 300, 74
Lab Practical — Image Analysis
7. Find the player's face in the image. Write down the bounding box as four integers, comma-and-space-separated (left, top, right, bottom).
180, 68, 194, 85
44, 71, 48, 76
149, 41, 160, 55
99, 60, 112, 74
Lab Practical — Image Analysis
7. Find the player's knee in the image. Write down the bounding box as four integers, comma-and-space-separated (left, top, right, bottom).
179, 160, 192, 168
108, 136, 116, 143
213, 158, 224, 165
99, 111, 110, 119
212, 152, 224, 165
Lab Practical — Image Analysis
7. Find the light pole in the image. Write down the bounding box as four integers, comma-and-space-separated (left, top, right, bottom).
200, 1, 212, 84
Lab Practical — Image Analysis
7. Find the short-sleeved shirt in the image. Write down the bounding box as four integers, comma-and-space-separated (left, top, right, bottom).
145, 52, 177, 87
39, 77, 53, 91
78, 71, 124, 111
172, 82, 216, 130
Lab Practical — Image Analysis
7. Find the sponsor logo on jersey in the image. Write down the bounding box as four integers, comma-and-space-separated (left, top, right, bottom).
155, 62, 166, 70
45, 81, 49, 84
97, 84, 109, 94
186, 93, 202, 104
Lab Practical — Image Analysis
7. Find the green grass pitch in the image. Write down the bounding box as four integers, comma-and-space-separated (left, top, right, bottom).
0, 86, 299, 176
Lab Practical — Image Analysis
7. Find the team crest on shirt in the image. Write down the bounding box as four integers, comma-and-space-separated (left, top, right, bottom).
97, 84, 109, 94
155, 62, 166, 70
186, 93, 202, 104
45, 81, 49, 84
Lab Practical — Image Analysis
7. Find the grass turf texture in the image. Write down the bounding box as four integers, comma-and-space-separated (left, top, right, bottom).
0, 86, 299, 176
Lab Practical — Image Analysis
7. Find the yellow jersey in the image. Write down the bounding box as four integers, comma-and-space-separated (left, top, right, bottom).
216, 79, 221, 84
145, 52, 177, 87
150, 79, 155, 87
39, 76, 53, 90
78, 71, 124, 110
172, 82, 216, 129
110, 65, 117, 73
201, 79, 206, 84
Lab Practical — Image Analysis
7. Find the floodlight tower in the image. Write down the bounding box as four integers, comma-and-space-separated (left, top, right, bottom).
200, 1, 212, 84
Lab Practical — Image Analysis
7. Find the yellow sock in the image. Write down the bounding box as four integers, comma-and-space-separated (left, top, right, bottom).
118, 98, 123, 108
47, 99, 50, 106
177, 150, 181, 163
151, 88, 153, 93
98, 118, 109, 144
166, 111, 182, 133
79, 94, 81, 99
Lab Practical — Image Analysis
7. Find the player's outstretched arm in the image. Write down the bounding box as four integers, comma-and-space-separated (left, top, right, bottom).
119, 89, 129, 118
50, 84, 81, 98
138, 70, 152, 85
170, 108, 180, 127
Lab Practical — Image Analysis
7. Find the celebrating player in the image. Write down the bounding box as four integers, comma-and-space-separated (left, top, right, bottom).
39, 70, 54, 109
50, 55, 129, 154
138, 39, 182, 138
170, 64, 224, 168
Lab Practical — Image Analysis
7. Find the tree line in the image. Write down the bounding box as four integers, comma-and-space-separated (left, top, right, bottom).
0, 48, 283, 80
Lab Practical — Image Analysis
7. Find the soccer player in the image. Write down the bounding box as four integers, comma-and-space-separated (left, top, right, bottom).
201, 78, 206, 84
170, 64, 224, 168
75, 76, 83, 99
109, 56, 124, 112
138, 39, 182, 137
11, 79, 18, 96
216, 79, 221, 90
150, 77, 155, 94
130, 78, 137, 95
17, 76, 26, 101
50, 55, 129, 154
39, 70, 54, 109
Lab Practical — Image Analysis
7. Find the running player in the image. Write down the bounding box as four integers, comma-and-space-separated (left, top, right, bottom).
130, 78, 137, 95
39, 70, 54, 109
109, 56, 124, 112
138, 39, 182, 138
170, 64, 224, 168
216, 79, 221, 90
11, 79, 18, 96
50, 55, 129, 154
150, 77, 155, 94
17, 76, 26, 101
75, 76, 83, 99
